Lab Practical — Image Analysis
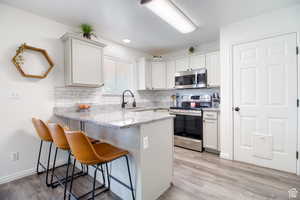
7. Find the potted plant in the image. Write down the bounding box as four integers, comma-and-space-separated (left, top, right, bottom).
80, 24, 97, 39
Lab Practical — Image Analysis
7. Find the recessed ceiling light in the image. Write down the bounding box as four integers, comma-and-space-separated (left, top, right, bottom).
141, 0, 197, 34
123, 39, 131, 43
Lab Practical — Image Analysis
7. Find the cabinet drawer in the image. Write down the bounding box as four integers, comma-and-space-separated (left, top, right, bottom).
174, 136, 202, 152
203, 112, 217, 119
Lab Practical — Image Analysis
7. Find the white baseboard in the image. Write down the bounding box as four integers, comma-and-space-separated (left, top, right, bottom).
0, 168, 36, 185
220, 152, 232, 160
0, 159, 66, 185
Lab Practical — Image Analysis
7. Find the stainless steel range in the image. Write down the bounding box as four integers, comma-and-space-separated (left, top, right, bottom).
170, 94, 212, 152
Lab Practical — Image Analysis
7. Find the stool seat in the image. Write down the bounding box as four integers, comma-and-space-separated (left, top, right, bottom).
88, 137, 100, 144
93, 143, 129, 164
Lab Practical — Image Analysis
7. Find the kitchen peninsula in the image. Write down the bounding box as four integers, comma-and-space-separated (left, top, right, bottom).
54, 107, 175, 200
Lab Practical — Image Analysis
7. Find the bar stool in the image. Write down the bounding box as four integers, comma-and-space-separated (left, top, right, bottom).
47, 123, 99, 199
32, 118, 65, 187
65, 131, 135, 200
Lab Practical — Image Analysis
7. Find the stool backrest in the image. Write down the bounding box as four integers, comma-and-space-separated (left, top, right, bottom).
48, 123, 69, 150
32, 118, 52, 142
65, 131, 101, 165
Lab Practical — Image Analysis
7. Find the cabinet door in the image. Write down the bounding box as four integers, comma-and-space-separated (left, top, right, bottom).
103, 57, 116, 92
190, 54, 205, 69
203, 119, 218, 150
175, 57, 189, 72
205, 52, 220, 87
137, 58, 152, 90
72, 39, 103, 86
166, 60, 176, 89
151, 62, 166, 89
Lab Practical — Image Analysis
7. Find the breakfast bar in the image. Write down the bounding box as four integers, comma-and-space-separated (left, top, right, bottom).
54, 107, 175, 200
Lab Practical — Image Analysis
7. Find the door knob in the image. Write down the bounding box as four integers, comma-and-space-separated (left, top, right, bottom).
234, 107, 240, 112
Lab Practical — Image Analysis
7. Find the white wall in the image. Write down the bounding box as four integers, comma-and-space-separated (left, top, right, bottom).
219, 4, 300, 175
0, 3, 150, 183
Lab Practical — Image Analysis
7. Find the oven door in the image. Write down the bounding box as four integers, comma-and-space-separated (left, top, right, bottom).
174, 114, 203, 140
175, 74, 196, 89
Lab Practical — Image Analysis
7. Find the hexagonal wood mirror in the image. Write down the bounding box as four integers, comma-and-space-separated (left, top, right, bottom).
12, 43, 54, 79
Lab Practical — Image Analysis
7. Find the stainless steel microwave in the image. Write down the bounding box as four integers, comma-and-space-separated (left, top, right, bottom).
174, 68, 207, 89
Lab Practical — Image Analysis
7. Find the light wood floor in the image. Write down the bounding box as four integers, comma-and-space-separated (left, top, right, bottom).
1, 147, 300, 200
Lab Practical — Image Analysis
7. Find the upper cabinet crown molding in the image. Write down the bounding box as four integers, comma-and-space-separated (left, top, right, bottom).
61, 33, 106, 48
61, 33, 106, 87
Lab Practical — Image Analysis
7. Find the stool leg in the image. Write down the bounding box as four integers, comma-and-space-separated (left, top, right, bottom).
92, 165, 99, 200
86, 165, 89, 175
125, 156, 135, 200
64, 151, 71, 200
36, 140, 43, 175
100, 164, 106, 186
80, 164, 85, 173
105, 163, 110, 190
68, 158, 76, 200
46, 142, 53, 187
50, 147, 58, 188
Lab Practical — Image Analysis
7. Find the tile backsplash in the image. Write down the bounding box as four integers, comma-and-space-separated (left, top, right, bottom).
54, 87, 220, 108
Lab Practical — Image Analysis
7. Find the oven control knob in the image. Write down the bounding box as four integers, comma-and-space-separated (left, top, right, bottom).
234, 107, 240, 112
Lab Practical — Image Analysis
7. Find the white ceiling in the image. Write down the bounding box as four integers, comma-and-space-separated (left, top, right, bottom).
1, 0, 299, 54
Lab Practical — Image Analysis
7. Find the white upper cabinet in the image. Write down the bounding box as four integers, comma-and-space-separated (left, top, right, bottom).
151, 61, 166, 89
61, 33, 106, 87
190, 54, 206, 69
103, 56, 133, 94
137, 57, 152, 90
166, 60, 176, 89
103, 57, 116, 92
206, 51, 220, 87
175, 57, 189, 72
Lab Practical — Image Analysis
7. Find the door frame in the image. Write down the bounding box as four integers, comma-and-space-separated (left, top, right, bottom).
227, 32, 299, 175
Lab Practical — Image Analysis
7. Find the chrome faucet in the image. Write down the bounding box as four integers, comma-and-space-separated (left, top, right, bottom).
121, 90, 136, 109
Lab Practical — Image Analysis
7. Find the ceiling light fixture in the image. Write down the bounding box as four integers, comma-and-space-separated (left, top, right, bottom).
141, 0, 197, 34
123, 39, 131, 43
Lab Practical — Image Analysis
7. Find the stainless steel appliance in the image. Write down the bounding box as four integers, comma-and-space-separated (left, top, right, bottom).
170, 94, 212, 152
174, 68, 207, 89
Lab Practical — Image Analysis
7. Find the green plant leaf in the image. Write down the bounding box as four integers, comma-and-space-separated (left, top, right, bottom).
80, 24, 94, 34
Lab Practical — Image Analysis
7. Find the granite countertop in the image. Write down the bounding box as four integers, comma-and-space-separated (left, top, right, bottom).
54, 107, 174, 128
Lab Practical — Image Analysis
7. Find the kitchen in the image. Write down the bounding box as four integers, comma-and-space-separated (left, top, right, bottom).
1, 0, 300, 200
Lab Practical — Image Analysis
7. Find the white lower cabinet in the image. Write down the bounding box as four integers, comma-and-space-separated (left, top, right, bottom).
203, 111, 219, 151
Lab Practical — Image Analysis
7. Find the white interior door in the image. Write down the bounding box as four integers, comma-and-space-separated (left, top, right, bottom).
233, 33, 298, 173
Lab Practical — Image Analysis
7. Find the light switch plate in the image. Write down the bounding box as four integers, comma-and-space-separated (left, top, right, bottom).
9, 91, 20, 100
10, 152, 19, 162
143, 136, 149, 149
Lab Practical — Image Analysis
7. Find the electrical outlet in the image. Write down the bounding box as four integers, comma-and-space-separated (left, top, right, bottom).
9, 91, 20, 100
10, 152, 19, 162
143, 136, 149, 149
